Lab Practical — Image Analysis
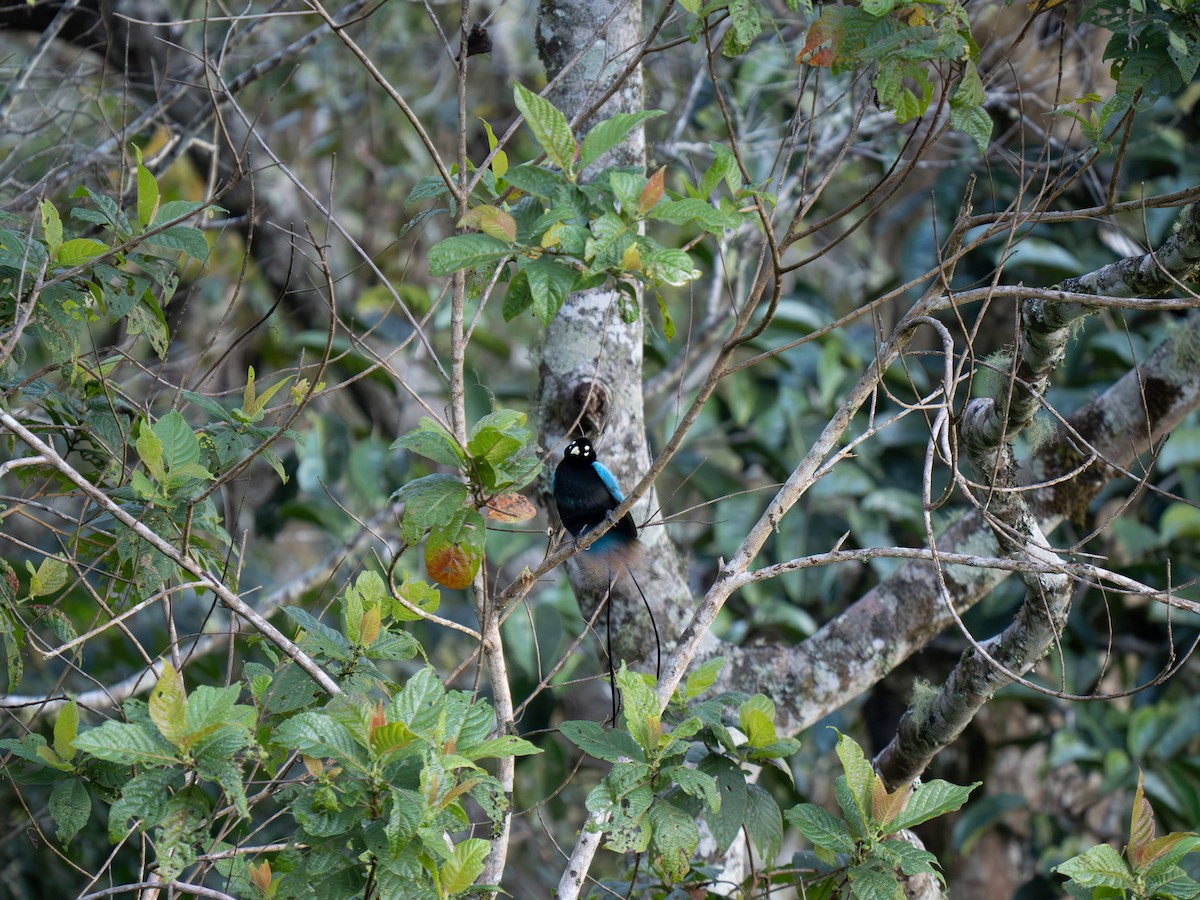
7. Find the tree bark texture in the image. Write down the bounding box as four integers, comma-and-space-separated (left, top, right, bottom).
534, 0, 693, 670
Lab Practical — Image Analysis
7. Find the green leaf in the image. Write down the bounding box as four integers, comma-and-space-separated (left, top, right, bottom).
616, 665, 661, 754
667, 766, 720, 811
502, 269, 534, 322
738, 694, 778, 749
642, 247, 700, 286
559, 720, 644, 762
73, 721, 179, 766
53, 699, 79, 762
155, 787, 209, 883
834, 730, 876, 825
462, 734, 542, 761
390, 667, 447, 731
387, 786, 423, 855
874, 836, 938, 876
743, 782, 783, 861
890, 778, 979, 832
56, 238, 109, 267
501, 164, 564, 199
722, 0, 763, 57
578, 111, 665, 169
1054, 843, 1138, 890
513, 83, 577, 172
272, 711, 368, 770
149, 662, 189, 748
848, 864, 903, 898
646, 198, 740, 234
786, 803, 856, 854
40, 199, 62, 259
648, 801, 698, 882
108, 768, 176, 841
701, 755, 748, 851
440, 838, 490, 895
684, 656, 724, 699
428, 233, 511, 276
392, 417, 467, 467
524, 256, 579, 326
135, 146, 160, 229
49, 778, 90, 844
186, 683, 253, 740
25, 557, 68, 599
395, 474, 470, 542
154, 409, 201, 473
950, 65, 991, 153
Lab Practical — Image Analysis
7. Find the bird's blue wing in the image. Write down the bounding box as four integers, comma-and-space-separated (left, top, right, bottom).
591, 460, 625, 503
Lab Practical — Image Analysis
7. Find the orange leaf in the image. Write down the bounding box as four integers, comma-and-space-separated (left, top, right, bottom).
425, 532, 481, 589
796, 15, 837, 67
638, 166, 666, 215
484, 492, 537, 522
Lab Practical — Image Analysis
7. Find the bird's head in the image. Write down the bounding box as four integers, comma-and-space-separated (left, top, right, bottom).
564, 438, 596, 462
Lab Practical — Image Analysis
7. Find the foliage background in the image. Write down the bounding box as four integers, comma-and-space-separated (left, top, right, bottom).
2, 0, 1200, 897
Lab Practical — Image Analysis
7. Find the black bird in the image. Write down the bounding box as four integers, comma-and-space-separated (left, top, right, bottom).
552, 437, 660, 692
552, 437, 638, 555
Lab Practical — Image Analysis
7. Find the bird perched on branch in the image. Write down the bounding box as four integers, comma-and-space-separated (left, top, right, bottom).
552, 437, 659, 699
552, 437, 638, 556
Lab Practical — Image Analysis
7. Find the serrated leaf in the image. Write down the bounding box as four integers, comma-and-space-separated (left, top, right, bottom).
890, 778, 980, 831
1054, 843, 1137, 890
643, 247, 700, 286
786, 803, 856, 854
395, 474, 471, 542
392, 417, 467, 467
73, 721, 178, 766
559, 720, 644, 763
524, 256, 578, 326
578, 111, 664, 169
48, 778, 90, 844
514, 82, 577, 172
744, 782, 783, 861
272, 711, 368, 770
502, 164, 563, 199
648, 801, 698, 882
701, 755, 748, 851
428, 233, 512, 276
848, 864, 903, 898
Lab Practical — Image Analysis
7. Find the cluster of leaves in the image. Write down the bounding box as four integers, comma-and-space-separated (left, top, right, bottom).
1, 147, 209, 364
1084, 0, 1200, 124
1, 574, 539, 899
391, 411, 539, 590
561, 659, 801, 888
418, 84, 763, 330
1054, 773, 1200, 899
0, 664, 258, 882
676, 0, 811, 57
786, 730, 979, 897
796, 0, 992, 151
260, 667, 539, 900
